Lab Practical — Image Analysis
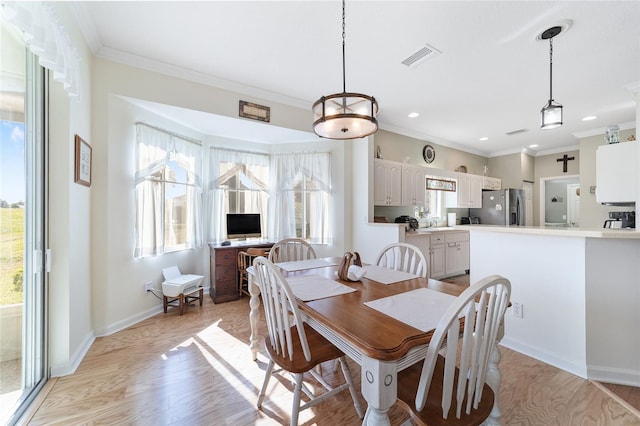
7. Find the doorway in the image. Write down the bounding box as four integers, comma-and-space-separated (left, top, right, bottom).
539, 175, 580, 226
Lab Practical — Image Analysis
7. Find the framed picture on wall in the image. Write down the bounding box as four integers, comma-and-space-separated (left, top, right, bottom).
74, 135, 92, 187
426, 177, 456, 192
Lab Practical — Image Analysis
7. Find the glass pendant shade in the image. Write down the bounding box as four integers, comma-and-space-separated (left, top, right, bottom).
540, 99, 563, 129
313, 92, 379, 139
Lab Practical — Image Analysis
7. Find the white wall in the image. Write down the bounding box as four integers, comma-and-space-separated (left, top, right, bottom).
89, 58, 355, 339
585, 238, 640, 385
48, 3, 94, 376
469, 230, 588, 378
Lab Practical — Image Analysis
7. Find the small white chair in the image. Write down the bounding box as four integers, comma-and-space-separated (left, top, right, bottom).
268, 238, 316, 263
395, 275, 511, 425
375, 242, 428, 277
253, 257, 363, 426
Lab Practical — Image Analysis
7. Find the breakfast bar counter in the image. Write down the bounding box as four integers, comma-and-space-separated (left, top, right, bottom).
461, 225, 640, 386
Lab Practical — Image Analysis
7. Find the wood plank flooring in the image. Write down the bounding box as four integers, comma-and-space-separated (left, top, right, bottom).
23, 293, 640, 425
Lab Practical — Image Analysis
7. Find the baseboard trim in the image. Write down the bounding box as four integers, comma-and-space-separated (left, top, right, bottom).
500, 336, 588, 379
94, 305, 163, 337
50, 331, 95, 377
588, 365, 640, 387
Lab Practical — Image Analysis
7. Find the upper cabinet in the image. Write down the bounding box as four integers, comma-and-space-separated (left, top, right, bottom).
401, 164, 427, 206
456, 173, 483, 208
596, 142, 638, 204
482, 176, 502, 190
374, 159, 402, 206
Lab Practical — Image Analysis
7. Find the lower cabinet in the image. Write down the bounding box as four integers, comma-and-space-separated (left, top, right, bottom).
429, 241, 446, 278
406, 231, 469, 280
445, 232, 470, 277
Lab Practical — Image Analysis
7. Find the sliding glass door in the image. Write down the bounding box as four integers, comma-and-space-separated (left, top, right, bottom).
0, 24, 47, 425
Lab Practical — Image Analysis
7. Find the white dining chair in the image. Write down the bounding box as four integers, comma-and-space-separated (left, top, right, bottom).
253, 257, 363, 426
268, 238, 316, 263
375, 242, 428, 277
395, 275, 511, 425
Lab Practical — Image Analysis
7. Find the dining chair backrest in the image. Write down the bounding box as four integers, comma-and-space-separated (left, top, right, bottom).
268, 238, 317, 263
375, 242, 428, 277
252, 256, 311, 362
414, 275, 511, 420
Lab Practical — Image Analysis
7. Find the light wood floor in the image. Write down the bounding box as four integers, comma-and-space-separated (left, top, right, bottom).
23, 292, 640, 425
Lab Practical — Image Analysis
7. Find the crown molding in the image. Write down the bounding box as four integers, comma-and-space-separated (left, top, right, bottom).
69, 3, 102, 54
534, 144, 580, 157
378, 123, 490, 157
95, 46, 313, 112
573, 121, 636, 139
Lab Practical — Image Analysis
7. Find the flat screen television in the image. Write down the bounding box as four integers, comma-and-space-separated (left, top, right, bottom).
226, 213, 262, 239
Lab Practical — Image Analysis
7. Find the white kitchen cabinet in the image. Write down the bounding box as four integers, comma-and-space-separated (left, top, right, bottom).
401, 165, 427, 206
404, 233, 430, 275
444, 232, 470, 276
596, 142, 638, 204
453, 173, 483, 208
482, 176, 502, 190
374, 159, 402, 206
427, 231, 469, 279
429, 234, 446, 279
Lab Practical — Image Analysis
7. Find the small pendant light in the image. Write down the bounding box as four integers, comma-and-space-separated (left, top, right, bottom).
540, 26, 563, 130
312, 0, 378, 140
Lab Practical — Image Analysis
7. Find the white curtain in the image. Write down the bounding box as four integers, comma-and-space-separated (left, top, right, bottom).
268, 152, 331, 244
2, 1, 81, 97
206, 148, 269, 242
134, 124, 202, 257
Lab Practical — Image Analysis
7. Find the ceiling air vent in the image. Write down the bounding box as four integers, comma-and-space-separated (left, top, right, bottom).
505, 129, 528, 136
401, 44, 441, 68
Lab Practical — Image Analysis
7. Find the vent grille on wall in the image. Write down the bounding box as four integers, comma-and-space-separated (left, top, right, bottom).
401, 44, 441, 68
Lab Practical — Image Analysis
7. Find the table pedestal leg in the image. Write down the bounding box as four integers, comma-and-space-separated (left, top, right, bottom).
485, 343, 502, 425
360, 356, 395, 426
248, 274, 261, 361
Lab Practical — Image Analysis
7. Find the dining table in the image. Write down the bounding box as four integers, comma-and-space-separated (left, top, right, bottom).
247, 257, 504, 426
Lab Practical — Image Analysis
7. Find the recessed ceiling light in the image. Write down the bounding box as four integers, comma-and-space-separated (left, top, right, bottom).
582, 115, 597, 121
479, 137, 488, 141
408, 112, 419, 118
529, 144, 539, 148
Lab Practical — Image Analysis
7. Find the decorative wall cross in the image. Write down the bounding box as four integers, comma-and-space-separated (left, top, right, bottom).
556, 154, 575, 173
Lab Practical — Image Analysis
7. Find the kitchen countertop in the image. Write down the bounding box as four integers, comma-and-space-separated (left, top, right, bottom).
456, 224, 640, 239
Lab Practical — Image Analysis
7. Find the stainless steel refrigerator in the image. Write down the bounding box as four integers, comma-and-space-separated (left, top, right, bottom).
469, 189, 526, 226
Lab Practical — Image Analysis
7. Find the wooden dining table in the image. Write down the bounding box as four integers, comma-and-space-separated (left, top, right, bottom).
247, 258, 504, 426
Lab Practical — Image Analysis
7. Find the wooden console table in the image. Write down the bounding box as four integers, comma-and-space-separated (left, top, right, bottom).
208, 241, 273, 303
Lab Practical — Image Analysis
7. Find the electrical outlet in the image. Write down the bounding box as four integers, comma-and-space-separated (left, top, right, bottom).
144, 281, 153, 293
512, 302, 523, 318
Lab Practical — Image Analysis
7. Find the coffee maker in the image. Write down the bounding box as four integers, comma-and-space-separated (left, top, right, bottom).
603, 211, 636, 229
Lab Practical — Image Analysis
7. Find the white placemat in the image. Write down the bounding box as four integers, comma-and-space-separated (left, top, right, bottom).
362, 265, 419, 285
276, 258, 339, 272
364, 288, 457, 332
286, 274, 357, 301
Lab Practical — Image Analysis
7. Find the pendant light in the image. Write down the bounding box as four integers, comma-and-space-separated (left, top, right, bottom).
540, 26, 563, 130
312, 0, 378, 140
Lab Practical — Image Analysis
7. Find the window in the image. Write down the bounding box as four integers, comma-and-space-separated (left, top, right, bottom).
134, 124, 202, 257
207, 148, 269, 242
269, 152, 331, 244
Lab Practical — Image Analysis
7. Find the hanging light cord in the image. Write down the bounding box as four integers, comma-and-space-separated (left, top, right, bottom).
548, 38, 554, 101
341, 0, 346, 94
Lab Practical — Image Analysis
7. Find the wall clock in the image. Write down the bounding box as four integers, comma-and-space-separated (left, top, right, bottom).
422, 144, 435, 164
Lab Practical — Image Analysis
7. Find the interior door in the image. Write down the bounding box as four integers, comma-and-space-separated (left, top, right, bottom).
567, 184, 580, 227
